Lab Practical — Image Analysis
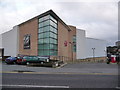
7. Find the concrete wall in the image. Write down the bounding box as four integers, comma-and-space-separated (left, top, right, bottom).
76, 29, 86, 59
2, 26, 19, 57
86, 38, 107, 58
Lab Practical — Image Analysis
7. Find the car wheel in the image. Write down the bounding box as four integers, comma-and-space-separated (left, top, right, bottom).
26, 62, 30, 65
52, 62, 58, 68
55, 62, 58, 67
41, 62, 44, 64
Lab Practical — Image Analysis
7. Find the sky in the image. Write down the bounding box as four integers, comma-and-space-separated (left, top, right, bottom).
0, 0, 119, 46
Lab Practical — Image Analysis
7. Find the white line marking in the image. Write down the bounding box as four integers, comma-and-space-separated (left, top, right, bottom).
116, 87, 120, 89
0, 84, 69, 88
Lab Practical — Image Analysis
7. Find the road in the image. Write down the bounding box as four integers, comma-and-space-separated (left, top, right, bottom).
1, 62, 119, 89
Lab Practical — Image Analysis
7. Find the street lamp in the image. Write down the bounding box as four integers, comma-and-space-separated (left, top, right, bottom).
92, 48, 95, 61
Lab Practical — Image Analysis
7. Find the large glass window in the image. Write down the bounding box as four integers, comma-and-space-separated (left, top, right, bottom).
50, 20, 57, 28
44, 26, 49, 32
50, 26, 57, 34
38, 39, 43, 44
73, 35, 76, 52
50, 15, 57, 23
38, 15, 58, 56
39, 15, 50, 22
43, 38, 49, 43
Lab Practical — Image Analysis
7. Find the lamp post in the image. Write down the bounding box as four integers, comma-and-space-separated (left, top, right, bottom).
92, 48, 95, 61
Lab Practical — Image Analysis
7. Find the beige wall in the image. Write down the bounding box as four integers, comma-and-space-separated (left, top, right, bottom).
58, 22, 69, 59
58, 22, 76, 60
19, 18, 38, 56
68, 25, 76, 60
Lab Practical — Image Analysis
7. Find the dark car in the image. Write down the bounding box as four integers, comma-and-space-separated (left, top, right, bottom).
5, 57, 17, 64
16, 56, 27, 65
23, 56, 50, 65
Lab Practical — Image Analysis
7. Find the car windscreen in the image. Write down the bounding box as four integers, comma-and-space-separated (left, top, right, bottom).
7, 57, 16, 59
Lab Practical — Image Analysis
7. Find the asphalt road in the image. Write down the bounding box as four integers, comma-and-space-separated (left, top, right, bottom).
1, 62, 119, 89
2, 73, 118, 88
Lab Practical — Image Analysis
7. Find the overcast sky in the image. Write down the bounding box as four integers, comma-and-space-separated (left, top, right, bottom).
0, 0, 119, 46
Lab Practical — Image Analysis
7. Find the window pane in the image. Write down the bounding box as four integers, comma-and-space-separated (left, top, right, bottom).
49, 38, 54, 43
38, 44, 44, 49
72, 35, 76, 52
49, 50, 57, 56
38, 33, 43, 39
50, 44, 57, 50
43, 32, 49, 38
39, 23, 43, 28
43, 26, 49, 32
53, 28, 57, 34
50, 20, 57, 28
54, 39, 57, 44
43, 15, 50, 21
50, 26, 54, 32
44, 50, 49, 56
38, 50, 43, 56
43, 38, 49, 43
43, 20, 49, 26
50, 15, 57, 23
39, 17, 44, 22
53, 51, 57, 56
50, 32, 57, 39
49, 50, 54, 55
50, 26, 57, 34
38, 39, 43, 44
38, 28, 44, 33
44, 44, 49, 49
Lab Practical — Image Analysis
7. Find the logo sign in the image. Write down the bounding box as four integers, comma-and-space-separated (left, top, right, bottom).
24, 34, 30, 49
64, 41, 67, 47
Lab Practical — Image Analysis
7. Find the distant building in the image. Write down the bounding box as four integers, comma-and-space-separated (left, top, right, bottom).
0, 10, 107, 60
116, 41, 120, 46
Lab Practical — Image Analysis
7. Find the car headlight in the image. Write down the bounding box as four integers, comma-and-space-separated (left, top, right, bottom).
46, 59, 49, 62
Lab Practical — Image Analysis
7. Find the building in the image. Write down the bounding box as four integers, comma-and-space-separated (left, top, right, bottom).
0, 34, 3, 58
116, 41, 120, 46
1, 10, 107, 61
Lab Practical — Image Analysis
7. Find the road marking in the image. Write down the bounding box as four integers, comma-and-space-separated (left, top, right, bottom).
57, 63, 67, 68
0, 84, 69, 88
116, 87, 120, 89
1, 71, 117, 75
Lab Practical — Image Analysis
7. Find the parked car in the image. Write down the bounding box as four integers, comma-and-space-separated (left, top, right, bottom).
5, 57, 17, 64
23, 56, 50, 65
16, 56, 27, 65
18, 56, 63, 67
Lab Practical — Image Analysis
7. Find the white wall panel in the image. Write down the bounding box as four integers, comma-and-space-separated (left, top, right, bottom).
0, 34, 2, 48
76, 29, 86, 59
2, 26, 19, 57
86, 38, 107, 58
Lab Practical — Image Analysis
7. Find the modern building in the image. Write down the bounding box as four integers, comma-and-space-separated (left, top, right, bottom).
0, 34, 3, 58
116, 41, 120, 46
1, 10, 107, 61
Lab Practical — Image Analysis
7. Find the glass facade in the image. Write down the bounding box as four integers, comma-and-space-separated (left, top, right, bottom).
38, 15, 58, 56
73, 35, 76, 52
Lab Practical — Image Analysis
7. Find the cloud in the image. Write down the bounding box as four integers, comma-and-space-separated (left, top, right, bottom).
54, 2, 118, 45
0, 0, 118, 46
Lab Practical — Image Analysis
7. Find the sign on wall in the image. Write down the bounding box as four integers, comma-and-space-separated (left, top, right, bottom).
24, 34, 31, 49
64, 41, 68, 47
